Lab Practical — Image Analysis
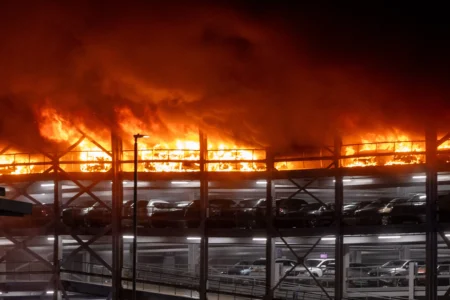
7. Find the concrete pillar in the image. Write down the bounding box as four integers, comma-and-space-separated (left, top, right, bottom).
400, 246, 411, 260
408, 262, 415, 300
163, 255, 175, 270
268, 239, 276, 289
54, 236, 63, 300
188, 244, 198, 274
343, 245, 350, 298
83, 251, 91, 283
349, 250, 362, 263
0, 248, 5, 282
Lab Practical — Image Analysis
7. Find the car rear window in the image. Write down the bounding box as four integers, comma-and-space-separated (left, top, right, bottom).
252, 260, 266, 266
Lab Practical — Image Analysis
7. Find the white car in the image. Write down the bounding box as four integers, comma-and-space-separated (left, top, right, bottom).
249, 258, 334, 277
292, 259, 335, 277
249, 258, 298, 275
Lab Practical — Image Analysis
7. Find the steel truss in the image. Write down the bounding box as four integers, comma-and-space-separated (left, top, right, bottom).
0, 129, 449, 299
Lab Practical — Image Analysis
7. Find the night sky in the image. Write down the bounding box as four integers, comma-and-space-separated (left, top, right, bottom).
0, 1, 449, 150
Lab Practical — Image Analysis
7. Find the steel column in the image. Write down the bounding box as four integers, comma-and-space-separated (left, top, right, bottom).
111, 134, 123, 299
199, 131, 208, 300
265, 150, 275, 300
53, 169, 61, 300
334, 137, 344, 300
132, 135, 139, 300
426, 128, 438, 300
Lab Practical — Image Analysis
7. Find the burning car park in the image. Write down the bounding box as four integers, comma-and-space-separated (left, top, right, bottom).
1, 1, 450, 300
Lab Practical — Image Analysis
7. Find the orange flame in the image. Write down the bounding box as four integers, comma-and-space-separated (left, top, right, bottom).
343, 133, 425, 167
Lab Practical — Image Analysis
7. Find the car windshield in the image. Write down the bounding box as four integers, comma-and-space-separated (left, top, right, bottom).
409, 195, 426, 202
252, 260, 266, 266
382, 261, 406, 268
152, 203, 174, 209
364, 200, 390, 209
73, 200, 96, 207
137, 201, 149, 207
210, 199, 235, 208
305, 203, 322, 210
305, 259, 322, 267
239, 199, 260, 208
343, 204, 357, 210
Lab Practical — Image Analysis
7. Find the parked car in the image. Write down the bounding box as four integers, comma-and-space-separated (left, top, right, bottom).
61, 200, 97, 227
85, 202, 113, 227
306, 203, 335, 227
346, 263, 373, 287
150, 199, 238, 228
292, 259, 335, 277
390, 193, 450, 224
249, 258, 302, 275
232, 198, 261, 228
343, 202, 372, 216
275, 202, 322, 228
378, 197, 409, 225
416, 261, 450, 286
221, 261, 252, 275
367, 260, 424, 286
0, 203, 53, 228
185, 199, 238, 228
353, 197, 397, 225
122, 200, 169, 227
149, 205, 186, 228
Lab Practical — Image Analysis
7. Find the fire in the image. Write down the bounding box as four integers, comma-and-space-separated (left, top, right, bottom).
2, 106, 447, 175
78, 140, 112, 172
0, 105, 263, 174
116, 107, 265, 172
343, 133, 425, 167
0, 148, 37, 175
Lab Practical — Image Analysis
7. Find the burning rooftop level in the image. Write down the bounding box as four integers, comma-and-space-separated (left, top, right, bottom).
0, 106, 449, 175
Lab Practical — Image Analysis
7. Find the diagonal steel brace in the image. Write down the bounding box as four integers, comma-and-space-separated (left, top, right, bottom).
61, 226, 112, 267
70, 234, 113, 273
288, 178, 326, 206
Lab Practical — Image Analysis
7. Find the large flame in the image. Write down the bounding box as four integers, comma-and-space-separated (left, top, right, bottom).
343, 132, 429, 167
1, 107, 450, 175
14, 106, 263, 173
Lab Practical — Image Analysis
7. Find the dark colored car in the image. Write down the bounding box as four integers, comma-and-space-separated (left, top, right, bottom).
61, 200, 97, 227
255, 198, 310, 228
85, 202, 113, 227
275, 202, 323, 228
417, 261, 450, 286
346, 263, 373, 287
390, 193, 450, 224
377, 197, 409, 225
232, 198, 260, 228
185, 199, 238, 228
307, 203, 335, 227
149, 205, 186, 228
149, 199, 238, 228
342, 201, 372, 217
0, 203, 54, 228
222, 261, 252, 275
367, 260, 424, 287
353, 197, 397, 225
122, 200, 169, 227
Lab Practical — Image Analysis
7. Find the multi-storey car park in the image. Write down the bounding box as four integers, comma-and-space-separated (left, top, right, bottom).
1, 128, 450, 300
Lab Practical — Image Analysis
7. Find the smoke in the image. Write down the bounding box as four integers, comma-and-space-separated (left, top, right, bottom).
0, 1, 449, 152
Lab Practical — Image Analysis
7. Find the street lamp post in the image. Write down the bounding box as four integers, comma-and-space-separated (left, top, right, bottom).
132, 133, 148, 300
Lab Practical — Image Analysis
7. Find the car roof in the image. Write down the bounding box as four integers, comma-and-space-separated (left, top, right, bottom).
148, 200, 169, 205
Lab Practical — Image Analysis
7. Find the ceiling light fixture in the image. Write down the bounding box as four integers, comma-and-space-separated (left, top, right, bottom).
378, 235, 401, 239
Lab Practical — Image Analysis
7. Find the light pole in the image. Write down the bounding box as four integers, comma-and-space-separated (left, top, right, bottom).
132, 133, 148, 300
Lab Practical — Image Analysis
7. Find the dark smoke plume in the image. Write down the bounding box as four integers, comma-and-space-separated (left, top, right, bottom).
0, 1, 449, 152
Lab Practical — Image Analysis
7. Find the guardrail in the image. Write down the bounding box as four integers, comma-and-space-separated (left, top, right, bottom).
3, 260, 444, 299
